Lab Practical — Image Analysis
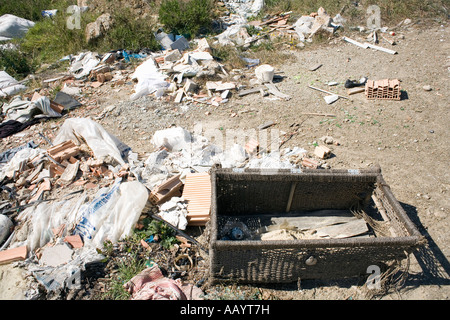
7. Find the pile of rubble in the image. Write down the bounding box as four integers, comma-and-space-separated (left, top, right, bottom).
1, 98, 344, 298
1, 2, 407, 300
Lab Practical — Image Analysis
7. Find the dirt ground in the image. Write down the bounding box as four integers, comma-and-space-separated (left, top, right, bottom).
0, 20, 448, 300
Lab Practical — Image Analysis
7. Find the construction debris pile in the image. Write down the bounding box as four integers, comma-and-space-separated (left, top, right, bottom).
1, 106, 337, 298
0, 0, 417, 300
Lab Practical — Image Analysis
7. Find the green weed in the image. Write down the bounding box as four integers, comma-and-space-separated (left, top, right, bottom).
94, 7, 160, 53
102, 252, 146, 300
158, 0, 215, 38
0, 0, 58, 21
0, 47, 35, 79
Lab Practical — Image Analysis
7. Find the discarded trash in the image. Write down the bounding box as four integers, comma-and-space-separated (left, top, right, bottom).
123, 264, 200, 300
0, 14, 35, 41
1, 95, 61, 123
0, 214, 13, 245
155, 29, 175, 50
41, 10, 58, 18
151, 127, 192, 152
170, 36, 190, 52
122, 50, 147, 63
241, 57, 260, 68
158, 197, 188, 230
182, 172, 211, 226
309, 63, 322, 71
308, 85, 350, 101
0, 246, 27, 265
74, 179, 148, 247
345, 77, 367, 88
39, 243, 73, 267
0, 71, 27, 97
149, 174, 183, 205
53, 118, 130, 166
130, 57, 169, 100
343, 36, 397, 54
53, 92, 82, 110
324, 94, 339, 104
314, 145, 331, 159
69, 52, 100, 79
365, 79, 401, 100
255, 64, 275, 83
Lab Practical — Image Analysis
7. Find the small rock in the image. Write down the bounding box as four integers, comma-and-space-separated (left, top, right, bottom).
423, 85, 432, 91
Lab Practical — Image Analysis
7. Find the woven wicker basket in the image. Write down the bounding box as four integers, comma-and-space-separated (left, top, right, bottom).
209, 167, 423, 283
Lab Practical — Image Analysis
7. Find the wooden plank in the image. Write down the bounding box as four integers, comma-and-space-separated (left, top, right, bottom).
347, 87, 365, 95
315, 219, 369, 239
270, 210, 359, 231
238, 86, 265, 97
308, 85, 350, 100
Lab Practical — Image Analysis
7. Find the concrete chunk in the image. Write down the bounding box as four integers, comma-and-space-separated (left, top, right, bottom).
183, 79, 198, 93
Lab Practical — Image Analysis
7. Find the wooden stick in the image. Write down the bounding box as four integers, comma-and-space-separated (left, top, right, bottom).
286, 182, 297, 212
302, 112, 336, 117
307, 85, 351, 100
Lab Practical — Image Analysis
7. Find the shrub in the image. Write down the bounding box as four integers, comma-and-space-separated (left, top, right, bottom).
94, 7, 160, 52
158, 0, 215, 38
20, 11, 89, 63
0, 47, 34, 79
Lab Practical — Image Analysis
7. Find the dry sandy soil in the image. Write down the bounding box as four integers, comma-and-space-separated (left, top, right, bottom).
0, 20, 448, 300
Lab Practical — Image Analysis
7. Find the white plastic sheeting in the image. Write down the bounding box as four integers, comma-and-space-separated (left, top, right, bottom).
151, 127, 192, 152
0, 71, 27, 98
2, 95, 62, 122
69, 52, 100, 79
130, 57, 169, 101
0, 14, 35, 41
0, 147, 44, 183
53, 118, 130, 166
73, 179, 149, 248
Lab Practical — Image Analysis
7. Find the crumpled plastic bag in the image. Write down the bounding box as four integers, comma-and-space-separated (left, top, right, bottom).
53, 117, 130, 166
151, 127, 192, 152
0, 71, 27, 97
0, 147, 44, 183
130, 57, 169, 100
69, 52, 100, 79
74, 179, 148, 248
